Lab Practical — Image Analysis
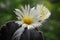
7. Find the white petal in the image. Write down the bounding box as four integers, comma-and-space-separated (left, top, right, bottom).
21, 6, 26, 15
27, 25, 34, 29
17, 17, 21, 20
25, 5, 27, 10
28, 5, 30, 12
30, 7, 35, 16
30, 8, 41, 22
30, 7, 40, 18
24, 5, 30, 16
21, 6, 28, 16
15, 9, 23, 16
14, 11, 23, 20
22, 24, 27, 28
15, 21, 23, 26
21, 6, 25, 11
36, 4, 51, 21
32, 22, 42, 28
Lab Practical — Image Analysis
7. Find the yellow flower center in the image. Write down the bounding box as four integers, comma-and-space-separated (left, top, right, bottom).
23, 16, 33, 25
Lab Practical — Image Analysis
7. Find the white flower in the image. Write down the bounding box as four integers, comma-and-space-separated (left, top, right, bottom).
12, 4, 51, 40
36, 4, 51, 21
14, 4, 51, 29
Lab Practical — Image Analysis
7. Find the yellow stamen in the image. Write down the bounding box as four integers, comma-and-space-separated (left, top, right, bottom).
23, 16, 33, 25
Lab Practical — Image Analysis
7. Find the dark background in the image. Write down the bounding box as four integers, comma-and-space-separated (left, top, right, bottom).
0, 0, 60, 40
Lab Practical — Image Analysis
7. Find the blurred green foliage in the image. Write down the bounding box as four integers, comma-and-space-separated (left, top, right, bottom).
0, 0, 60, 40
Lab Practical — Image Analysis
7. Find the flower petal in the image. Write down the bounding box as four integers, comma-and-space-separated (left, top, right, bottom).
36, 4, 51, 21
